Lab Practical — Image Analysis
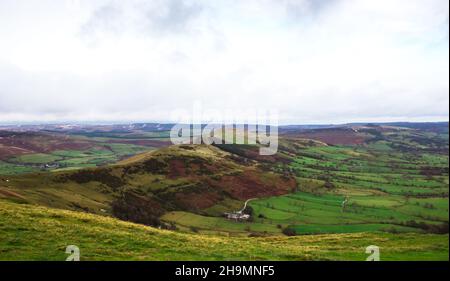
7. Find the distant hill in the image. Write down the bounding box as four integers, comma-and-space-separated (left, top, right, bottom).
0, 144, 296, 227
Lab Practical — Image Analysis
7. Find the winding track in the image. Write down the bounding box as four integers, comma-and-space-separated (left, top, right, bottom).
238, 198, 257, 213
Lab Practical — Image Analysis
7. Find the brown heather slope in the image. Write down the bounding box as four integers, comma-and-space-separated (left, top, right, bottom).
281, 127, 368, 145
0, 144, 296, 227
0, 131, 95, 160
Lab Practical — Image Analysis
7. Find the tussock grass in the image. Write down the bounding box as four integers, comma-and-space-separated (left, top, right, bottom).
0, 200, 447, 261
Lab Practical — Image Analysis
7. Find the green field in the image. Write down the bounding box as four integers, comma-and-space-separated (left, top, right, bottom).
162, 136, 449, 236
0, 144, 154, 175
0, 200, 447, 261
0, 161, 39, 174
11, 153, 63, 164
248, 191, 447, 234
162, 211, 280, 234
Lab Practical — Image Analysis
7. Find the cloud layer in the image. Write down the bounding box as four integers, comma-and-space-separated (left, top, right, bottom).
0, 0, 448, 124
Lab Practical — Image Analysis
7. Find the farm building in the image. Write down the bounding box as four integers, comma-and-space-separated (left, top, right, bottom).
224, 198, 255, 221
224, 212, 250, 221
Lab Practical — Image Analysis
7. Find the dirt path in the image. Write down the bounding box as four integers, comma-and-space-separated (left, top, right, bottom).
238, 198, 257, 213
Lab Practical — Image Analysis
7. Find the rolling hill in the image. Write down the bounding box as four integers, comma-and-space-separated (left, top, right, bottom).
0, 144, 296, 228
0, 199, 447, 261
0, 122, 448, 260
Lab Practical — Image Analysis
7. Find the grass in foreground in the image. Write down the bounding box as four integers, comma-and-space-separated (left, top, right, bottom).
0, 200, 447, 261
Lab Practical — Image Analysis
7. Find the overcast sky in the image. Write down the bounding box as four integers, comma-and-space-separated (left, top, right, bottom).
0, 0, 448, 124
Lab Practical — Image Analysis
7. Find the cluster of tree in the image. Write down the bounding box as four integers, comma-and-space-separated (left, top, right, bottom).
281, 227, 296, 236
402, 220, 449, 234
111, 190, 166, 228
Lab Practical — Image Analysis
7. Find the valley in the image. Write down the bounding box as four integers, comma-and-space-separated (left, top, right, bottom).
0, 200, 448, 261
0, 122, 448, 260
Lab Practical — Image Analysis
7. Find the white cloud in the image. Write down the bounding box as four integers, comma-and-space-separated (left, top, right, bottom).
0, 0, 448, 124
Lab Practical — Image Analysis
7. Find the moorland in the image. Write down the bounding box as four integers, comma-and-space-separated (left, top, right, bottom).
0, 122, 448, 260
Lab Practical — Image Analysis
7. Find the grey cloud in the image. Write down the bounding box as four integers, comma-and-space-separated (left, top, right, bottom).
282, 0, 339, 19
81, 3, 124, 36
81, 0, 204, 39
143, 0, 203, 33
0, 0, 448, 124
0, 62, 197, 120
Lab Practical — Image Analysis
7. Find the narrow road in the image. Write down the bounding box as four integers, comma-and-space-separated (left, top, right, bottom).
238, 198, 257, 213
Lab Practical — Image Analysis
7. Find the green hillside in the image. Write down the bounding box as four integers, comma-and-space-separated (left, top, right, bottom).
0, 200, 448, 261
0, 124, 448, 261
0, 144, 296, 230
160, 127, 449, 236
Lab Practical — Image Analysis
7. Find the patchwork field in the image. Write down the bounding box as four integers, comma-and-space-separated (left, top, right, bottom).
0, 129, 171, 175
1, 200, 448, 261
161, 124, 449, 237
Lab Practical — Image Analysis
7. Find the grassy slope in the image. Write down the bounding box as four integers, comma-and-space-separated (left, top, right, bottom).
0, 145, 296, 223
0, 200, 448, 261
1, 126, 448, 259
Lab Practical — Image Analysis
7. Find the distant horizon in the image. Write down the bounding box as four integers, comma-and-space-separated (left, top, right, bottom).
0, 119, 448, 127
